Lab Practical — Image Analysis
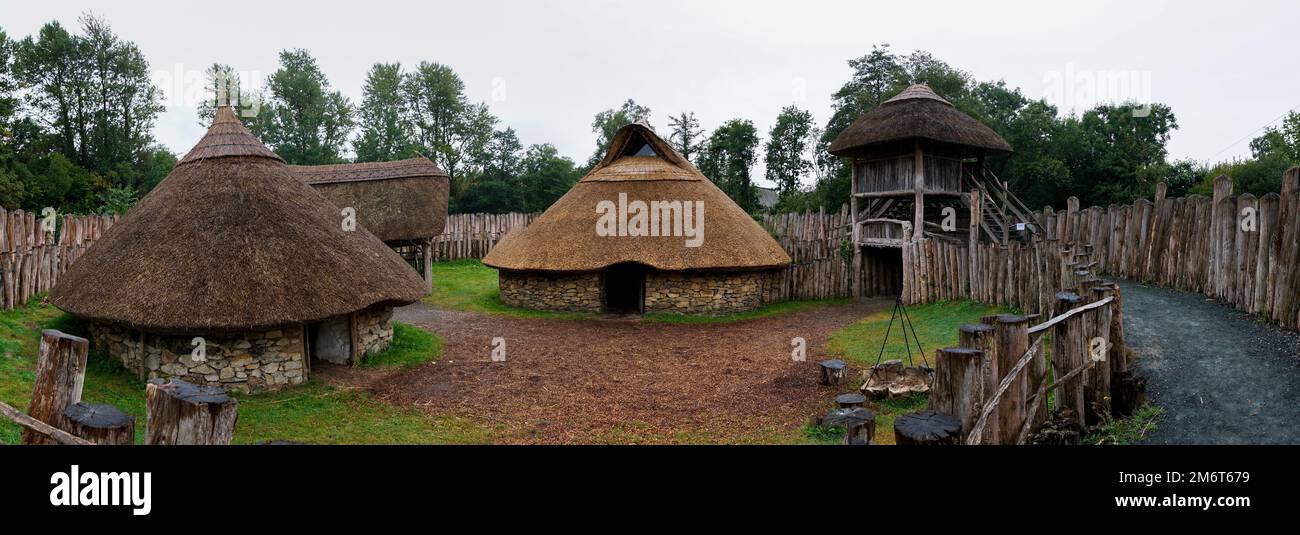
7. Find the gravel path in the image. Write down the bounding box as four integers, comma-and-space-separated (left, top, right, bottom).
1120, 280, 1300, 444
322, 299, 891, 444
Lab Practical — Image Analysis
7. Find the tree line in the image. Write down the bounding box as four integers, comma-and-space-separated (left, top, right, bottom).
3, 16, 1297, 217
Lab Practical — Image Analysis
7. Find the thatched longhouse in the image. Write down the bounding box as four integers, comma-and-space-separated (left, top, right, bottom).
291, 157, 450, 285
482, 123, 790, 314
48, 106, 429, 392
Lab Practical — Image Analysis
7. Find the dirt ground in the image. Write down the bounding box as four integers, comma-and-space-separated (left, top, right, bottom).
316, 299, 892, 443
1120, 280, 1300, 444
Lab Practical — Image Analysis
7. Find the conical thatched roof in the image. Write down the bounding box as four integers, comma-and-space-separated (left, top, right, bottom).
828, 84, 1012, 156
482, 123, 790, 272
49, 107, 428, 333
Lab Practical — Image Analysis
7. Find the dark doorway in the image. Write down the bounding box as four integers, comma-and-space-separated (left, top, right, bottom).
603, 263, 646, 314
861, 246, 904, 297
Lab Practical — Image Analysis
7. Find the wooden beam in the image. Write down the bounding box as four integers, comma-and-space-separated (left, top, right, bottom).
0, 400, 92, 445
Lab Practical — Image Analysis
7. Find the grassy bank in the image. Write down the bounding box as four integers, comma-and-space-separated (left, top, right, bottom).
0, 298, 487, 444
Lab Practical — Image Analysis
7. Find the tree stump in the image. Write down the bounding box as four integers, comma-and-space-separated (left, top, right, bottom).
825, 408, 875, 445
893, 410, 961, 445
835, 393, 866, 408
145, 379, 238, 445
819, 359, 846, 386
63, 402, 135, 445
22, 330, 89, 445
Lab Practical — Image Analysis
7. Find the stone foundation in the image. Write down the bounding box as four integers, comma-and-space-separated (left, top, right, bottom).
92, 324, 307, 393
643, 270, 778, 314
355, 306, 395, 357
498, 268, 781, 314
90, 306, 397, 393
499, 271, 603, 312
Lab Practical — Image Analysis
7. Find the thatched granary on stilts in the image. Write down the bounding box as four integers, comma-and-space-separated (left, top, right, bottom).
828, 84, 1038, 298
483, 123, 790, 314
48, 106, 429, 392
291, 157, 450, 287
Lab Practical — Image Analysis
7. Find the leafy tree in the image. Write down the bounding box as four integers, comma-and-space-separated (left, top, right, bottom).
14, 21, 86, 160
456, 128, 523, 213
1249, 111, 1300, 163
667, 111, 703, 162
587, 99, 650, 169
256, 49, 354, 164
698, 119, 760, 212
197, 63, 259, 124
518, 143, 579, 212
402, 62, 495, 195
354, 62, 414, 162
765, 105, 814, 202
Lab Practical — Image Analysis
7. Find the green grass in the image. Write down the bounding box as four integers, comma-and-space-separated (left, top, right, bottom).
828, 300, 1011, 367
1083, 405, 1163, 445
644, 298, 848, 324
361, 323, 443, 369
0, 298, 491, 445
825, 300, 1009, 444
425, 260, 590, 319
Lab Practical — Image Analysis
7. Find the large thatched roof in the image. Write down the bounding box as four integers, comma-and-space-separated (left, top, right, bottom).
828, 84, 1012, 156
49, 106, 428, 333
291, 157, 450, 242
482, 123, 790, 272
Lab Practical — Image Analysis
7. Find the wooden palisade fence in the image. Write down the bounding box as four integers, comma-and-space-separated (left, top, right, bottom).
433, 212, 537, 261
0, 208, 119, 310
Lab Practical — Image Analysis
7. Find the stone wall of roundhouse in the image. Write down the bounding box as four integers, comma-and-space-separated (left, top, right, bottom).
498, 270, 603, 312
92, 323, 307, 393
644, 269, 780, 314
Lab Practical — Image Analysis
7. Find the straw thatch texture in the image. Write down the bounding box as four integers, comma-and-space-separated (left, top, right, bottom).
291, 157, 450, 242
828, 84, 1012, 156
49, 107, 428, 332
482, 123, 790, 271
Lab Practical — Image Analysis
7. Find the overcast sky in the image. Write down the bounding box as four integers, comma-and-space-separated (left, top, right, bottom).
5, 0, 1299, 187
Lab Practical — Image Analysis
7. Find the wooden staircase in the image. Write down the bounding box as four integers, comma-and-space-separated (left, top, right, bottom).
965, 169, 1043, 245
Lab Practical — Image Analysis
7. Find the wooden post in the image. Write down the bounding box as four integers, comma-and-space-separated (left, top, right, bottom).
21, 330, 89, 445
913, 143, 926, 241
893, 410, 961, 445
1210, 175, 1233, 299
1052, 292, 1086, 427
958, 322, 997, 443
1090, 285, 1116, 422
144, 379, 238, 445
851, 195, 861, 300
422, 238, 433, 291
63, 402, 134, 445
993, 314, 1029, 445
929, 347, 983, 438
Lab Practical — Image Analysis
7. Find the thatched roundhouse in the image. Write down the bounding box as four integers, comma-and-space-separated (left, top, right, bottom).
48, 107, 429, 392
482, 123, 790, 314
291, 157, 449, 283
